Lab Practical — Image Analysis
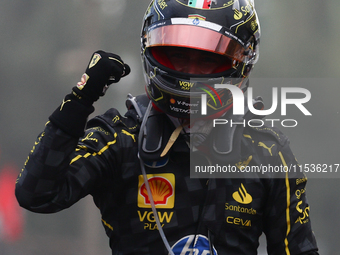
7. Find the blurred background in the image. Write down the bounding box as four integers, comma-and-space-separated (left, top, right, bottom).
0, 0, 339, 254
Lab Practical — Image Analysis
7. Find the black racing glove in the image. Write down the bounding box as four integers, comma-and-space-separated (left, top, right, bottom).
49, 50, 130, 137
72, 50, 131, 104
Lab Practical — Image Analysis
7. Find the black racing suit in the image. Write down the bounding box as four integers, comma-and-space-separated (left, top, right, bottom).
15, 94, 319, 255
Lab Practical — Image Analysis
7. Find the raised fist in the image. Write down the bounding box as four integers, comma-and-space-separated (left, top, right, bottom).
72, 50, 130, 103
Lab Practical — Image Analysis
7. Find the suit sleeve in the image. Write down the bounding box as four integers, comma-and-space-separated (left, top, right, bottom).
15, 96, 118, 213
263, 140, 319, 255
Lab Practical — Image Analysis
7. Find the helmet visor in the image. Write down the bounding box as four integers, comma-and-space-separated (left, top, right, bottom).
145, 24, 247, 63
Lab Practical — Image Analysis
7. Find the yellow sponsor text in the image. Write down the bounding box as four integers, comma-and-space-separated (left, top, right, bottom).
226, 216, 251, 227
179, 81, 194, 90
225, 203, 256, 215
138, 210, 174, 231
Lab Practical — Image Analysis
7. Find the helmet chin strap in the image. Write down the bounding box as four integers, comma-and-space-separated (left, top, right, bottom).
138, 101, 175, 255
160, 119, 189, 157
167, 115, 215, 149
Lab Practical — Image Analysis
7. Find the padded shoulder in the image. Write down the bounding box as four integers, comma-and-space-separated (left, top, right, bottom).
247, 126, 289, 147
86, 107, 139, 134
86, 93, 150, 136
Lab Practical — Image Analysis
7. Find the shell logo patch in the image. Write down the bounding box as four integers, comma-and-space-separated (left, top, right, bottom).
138, 173, 175, 208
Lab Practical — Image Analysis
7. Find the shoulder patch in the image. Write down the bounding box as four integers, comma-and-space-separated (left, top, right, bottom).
87, 108, 139, 133
249, 126, 288, 146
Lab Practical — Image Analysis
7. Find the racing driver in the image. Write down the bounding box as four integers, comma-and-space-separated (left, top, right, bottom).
16, 0, 319, 254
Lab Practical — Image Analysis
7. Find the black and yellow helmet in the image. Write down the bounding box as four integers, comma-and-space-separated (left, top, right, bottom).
141, 0, 260, 119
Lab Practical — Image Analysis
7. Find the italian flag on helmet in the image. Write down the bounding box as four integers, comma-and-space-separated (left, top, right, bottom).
188, 0, 213, 9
